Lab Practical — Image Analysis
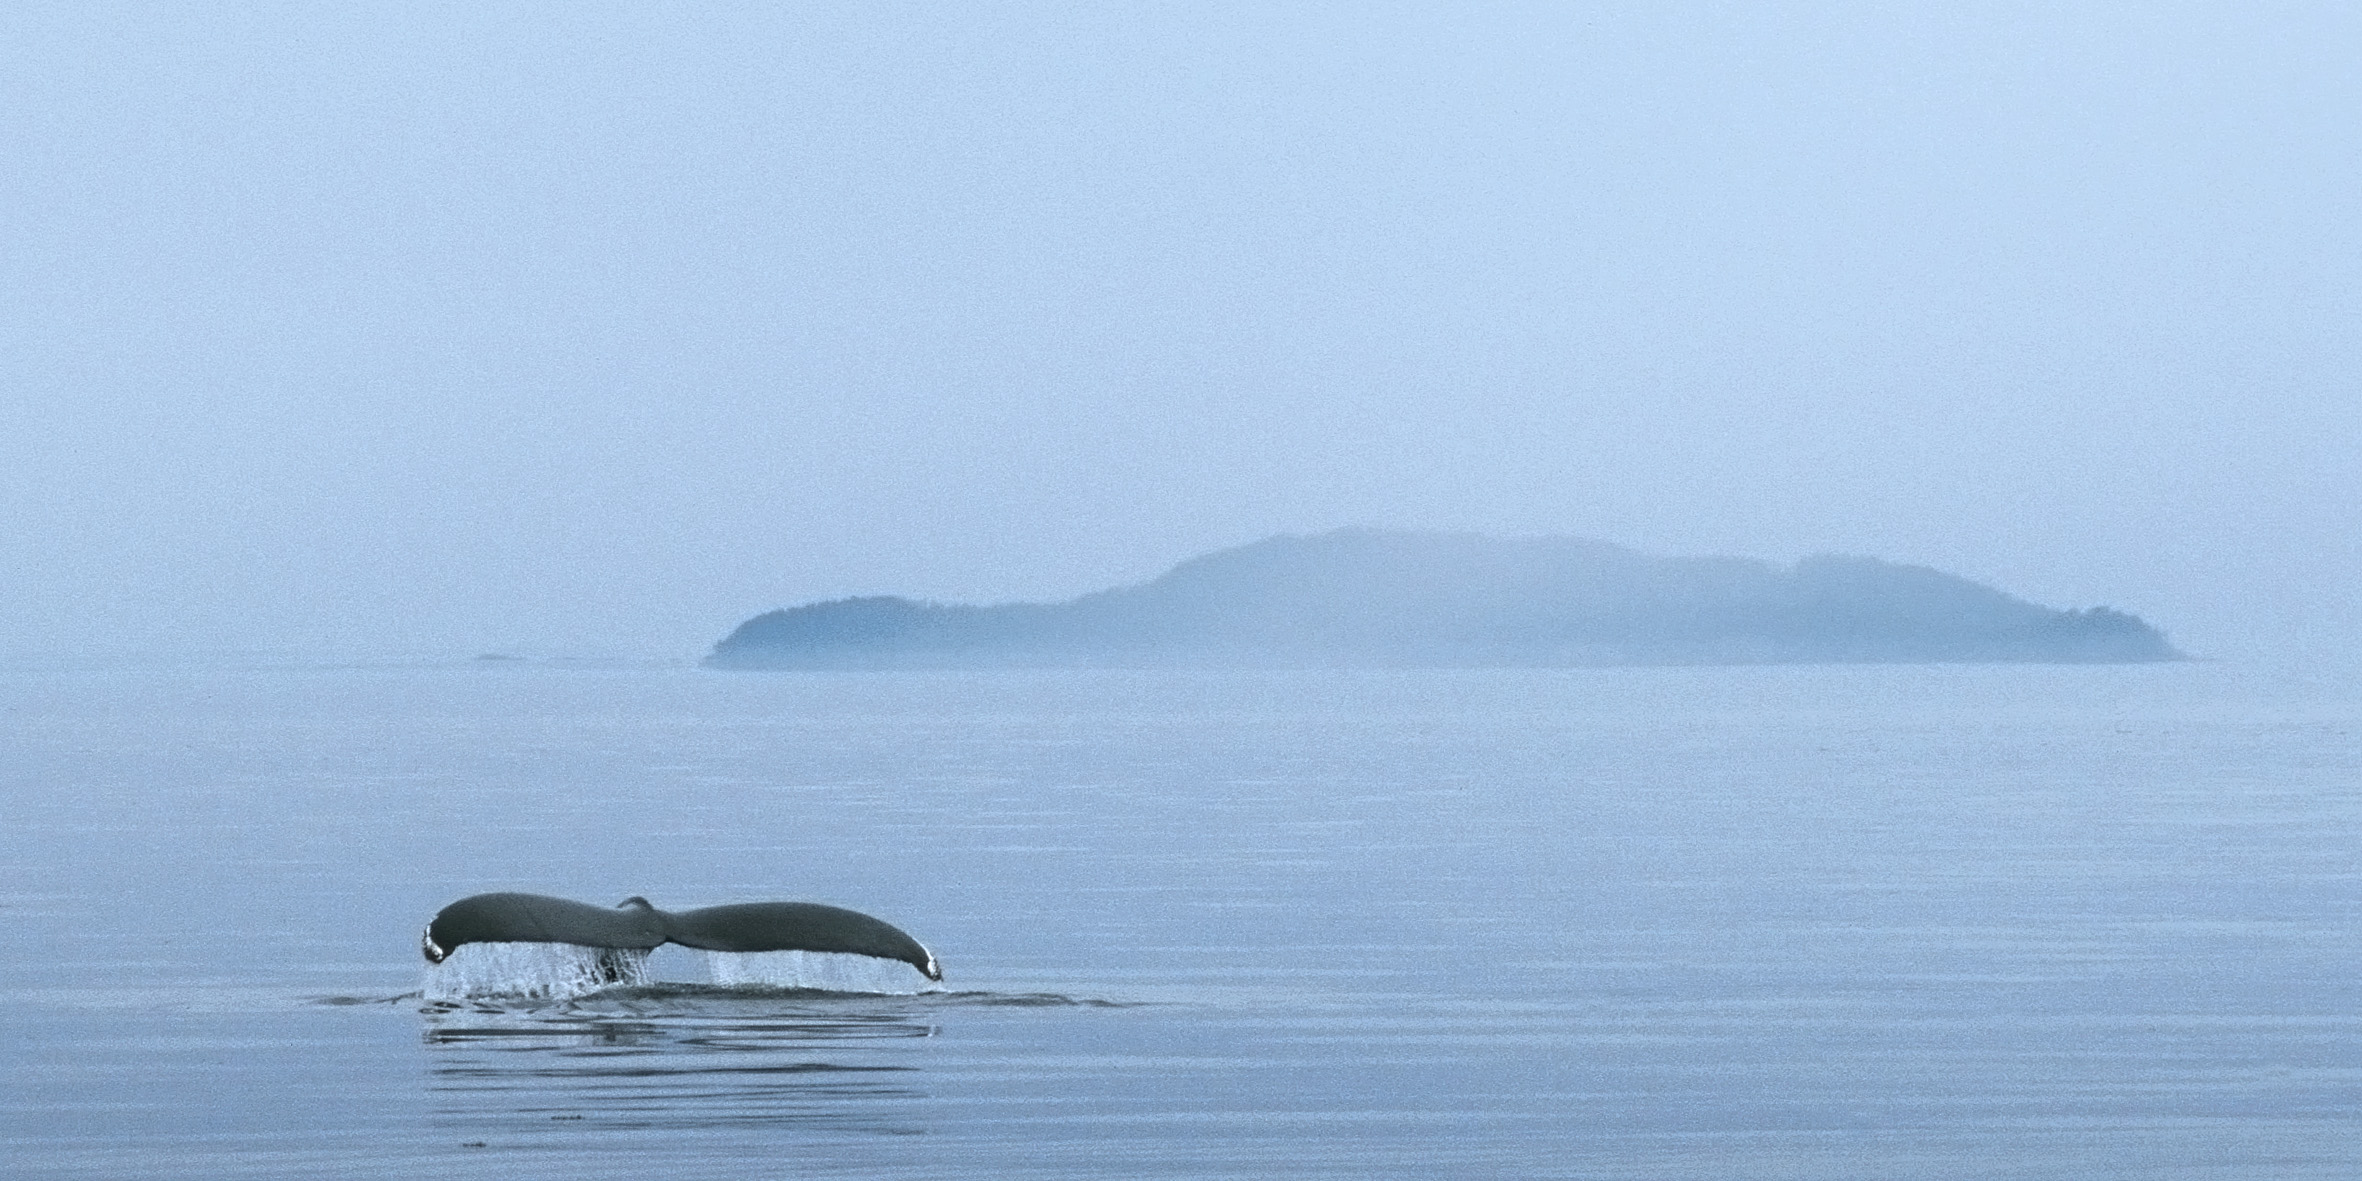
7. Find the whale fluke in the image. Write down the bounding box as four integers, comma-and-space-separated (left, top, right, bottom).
420, 892, 665, 963
420, 892, 942, 982
663, 901, 941, 981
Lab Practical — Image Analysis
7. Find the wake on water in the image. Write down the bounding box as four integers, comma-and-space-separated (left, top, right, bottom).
422, 941, 936, 1002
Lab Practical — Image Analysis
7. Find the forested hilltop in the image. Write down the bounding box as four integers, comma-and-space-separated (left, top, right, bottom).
707, 530, 2183, 668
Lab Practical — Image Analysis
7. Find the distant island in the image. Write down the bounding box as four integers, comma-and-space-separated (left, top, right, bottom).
706, 530, 2184, 669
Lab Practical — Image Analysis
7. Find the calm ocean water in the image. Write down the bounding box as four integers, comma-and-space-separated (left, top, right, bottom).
4, 662, 2358, 1178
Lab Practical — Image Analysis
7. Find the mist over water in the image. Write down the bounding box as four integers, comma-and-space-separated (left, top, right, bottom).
1, 5, 2355, 663
6, 7, 2354, 1175
5, 661, 2360, 1178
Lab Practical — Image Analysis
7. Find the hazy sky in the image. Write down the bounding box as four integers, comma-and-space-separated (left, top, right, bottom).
3, 3, 2354, 662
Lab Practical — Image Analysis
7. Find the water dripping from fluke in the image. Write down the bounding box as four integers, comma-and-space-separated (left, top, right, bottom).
422, 942, 655, 1002
421, 943, 949, 1003
693, 948, 935, 995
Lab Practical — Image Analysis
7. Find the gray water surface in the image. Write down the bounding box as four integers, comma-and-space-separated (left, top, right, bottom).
5, 664, 2358, 1178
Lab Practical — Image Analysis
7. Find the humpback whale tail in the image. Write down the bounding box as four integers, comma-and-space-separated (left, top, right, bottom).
660, 901, 941, 982
422, 892, 942, 982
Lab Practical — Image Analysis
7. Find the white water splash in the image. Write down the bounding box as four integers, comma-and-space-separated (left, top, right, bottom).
422, 942, 652, 1002
697, 949, 931, 995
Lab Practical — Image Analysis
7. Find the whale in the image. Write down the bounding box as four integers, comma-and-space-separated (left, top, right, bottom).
421, 892, 942, 981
